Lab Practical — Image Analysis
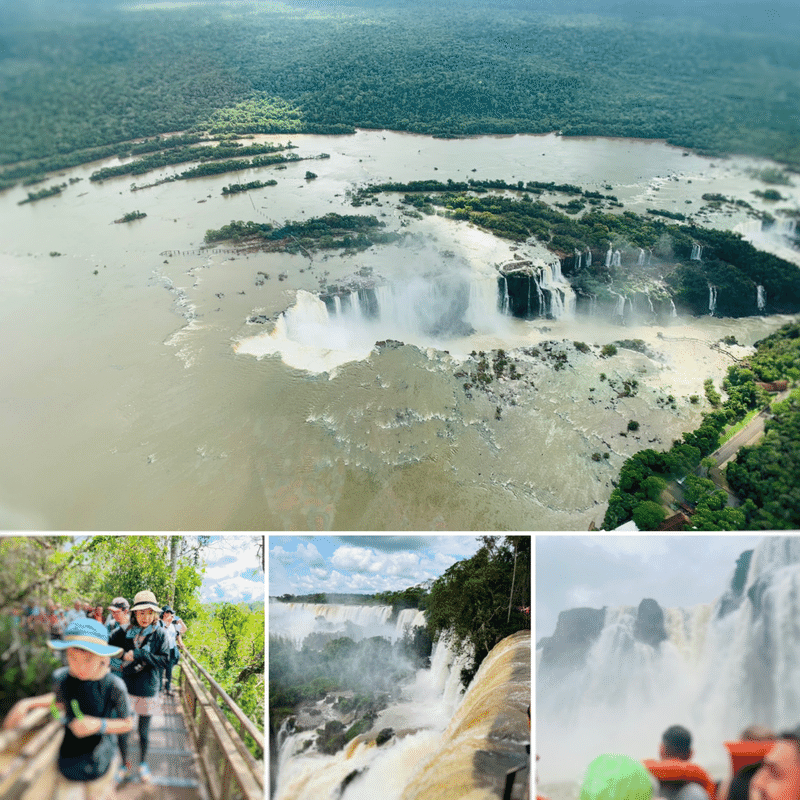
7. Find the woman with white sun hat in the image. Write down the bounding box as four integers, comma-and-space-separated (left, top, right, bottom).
109, 589, 170, 785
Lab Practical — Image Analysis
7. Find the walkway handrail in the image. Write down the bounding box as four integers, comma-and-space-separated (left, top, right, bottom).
0, 709, 64, 800
178, 642, 264, 800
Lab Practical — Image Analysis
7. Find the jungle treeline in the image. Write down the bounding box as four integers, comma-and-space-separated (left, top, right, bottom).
2, 0, 800, 178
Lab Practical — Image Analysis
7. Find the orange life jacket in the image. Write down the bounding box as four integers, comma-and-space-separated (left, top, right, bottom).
643, 758, 717, 800
723, 741, 773, 777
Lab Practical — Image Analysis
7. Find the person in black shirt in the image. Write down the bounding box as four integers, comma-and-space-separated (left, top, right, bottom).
2, 618, 132, 800
109, 589, 169, 785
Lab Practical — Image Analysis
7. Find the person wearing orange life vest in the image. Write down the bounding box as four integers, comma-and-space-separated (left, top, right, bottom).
719, 725, 775, 800
750, 726, 800, 800
644, 725, 717, 800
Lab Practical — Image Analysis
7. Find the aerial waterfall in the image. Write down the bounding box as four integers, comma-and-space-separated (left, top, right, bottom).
537, 537, 800, 783
691, 244, 703, 260
708, 283, 718, 315
757, 285, 766, 311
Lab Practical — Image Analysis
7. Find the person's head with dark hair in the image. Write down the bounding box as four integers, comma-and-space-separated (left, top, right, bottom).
751, 726, 800, 800
660, 726, 693, 761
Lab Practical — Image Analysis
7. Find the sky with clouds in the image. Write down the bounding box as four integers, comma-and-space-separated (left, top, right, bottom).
536, 534, 769, 639
269, 535, 487, 596
198, 535, 264, 604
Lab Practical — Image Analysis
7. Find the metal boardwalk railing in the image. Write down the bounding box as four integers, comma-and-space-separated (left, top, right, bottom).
0, 645, 264, 800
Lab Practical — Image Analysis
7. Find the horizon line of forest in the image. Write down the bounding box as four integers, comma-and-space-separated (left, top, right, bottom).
2, 0, 800, 183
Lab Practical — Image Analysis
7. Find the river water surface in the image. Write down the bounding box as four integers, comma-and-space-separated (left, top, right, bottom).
1, 130, 798, 529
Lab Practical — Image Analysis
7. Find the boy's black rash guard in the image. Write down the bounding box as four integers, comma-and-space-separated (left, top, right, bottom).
53, 667, 131, 781
109, 624, 170, 697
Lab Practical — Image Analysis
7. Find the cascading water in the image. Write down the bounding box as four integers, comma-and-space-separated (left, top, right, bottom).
612, 250, 621, 268
537, 537, 800, 785
691, 244, 703, 260
585, 249, 592, 268
637, 249, 645, 267
708, 283, 718, 315
605, 245, 613, 268
539, 260, 576, 319
757, 285, 766, 311
271, 602, 530, 800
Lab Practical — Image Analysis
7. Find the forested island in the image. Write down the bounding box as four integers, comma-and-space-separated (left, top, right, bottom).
269, 536, 530, 753
2, 0, 800, 189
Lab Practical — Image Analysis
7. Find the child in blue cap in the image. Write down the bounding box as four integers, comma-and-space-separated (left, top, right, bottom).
1, 618, 133, 800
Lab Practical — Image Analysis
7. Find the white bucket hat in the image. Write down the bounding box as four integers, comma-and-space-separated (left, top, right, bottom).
130, 590, 162, 613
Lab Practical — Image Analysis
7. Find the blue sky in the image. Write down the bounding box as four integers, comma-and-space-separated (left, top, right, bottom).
200, 535, 264, 604
269, 535, 486, 596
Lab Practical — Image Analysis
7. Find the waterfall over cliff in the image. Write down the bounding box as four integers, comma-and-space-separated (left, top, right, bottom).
272, 601, 530, 800
537, 537, 800, 781
270, 601, 425, 646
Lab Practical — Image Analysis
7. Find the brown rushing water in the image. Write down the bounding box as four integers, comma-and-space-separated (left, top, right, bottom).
0, 130, 798, 530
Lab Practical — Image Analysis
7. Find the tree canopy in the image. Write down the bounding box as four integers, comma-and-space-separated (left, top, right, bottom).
425, 535, 531, 685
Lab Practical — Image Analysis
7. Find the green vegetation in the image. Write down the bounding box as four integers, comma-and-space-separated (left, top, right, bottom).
205, 213, 400, 254
17, 184, 65, 205
354, 182, 800, 317
90, 142, 295, 182
425, 536, 530, 686
222, 180, 277, 195
183, 602, 264, 757
115, 210, 146, 223
602, 321, 800, 530
2, 0, 800, 187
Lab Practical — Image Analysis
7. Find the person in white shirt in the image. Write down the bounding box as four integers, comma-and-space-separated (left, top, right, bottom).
160, 607, 184, 696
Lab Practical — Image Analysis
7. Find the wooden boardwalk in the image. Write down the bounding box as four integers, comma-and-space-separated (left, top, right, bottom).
0, 645, 264, 800
115, 690, 208, 800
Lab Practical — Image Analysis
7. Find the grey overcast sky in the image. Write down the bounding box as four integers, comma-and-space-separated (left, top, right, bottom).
536, 534, 767, 640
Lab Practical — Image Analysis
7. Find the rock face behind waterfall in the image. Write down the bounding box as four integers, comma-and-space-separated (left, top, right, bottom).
633, 598, 668, 647
400, 630, 530, 800
537, 607, 606, 670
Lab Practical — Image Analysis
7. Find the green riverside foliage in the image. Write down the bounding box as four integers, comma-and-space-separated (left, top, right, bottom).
425, 535, 531, 687
602, 322, 800, 530
184, 602, 265, 758
2, 0, 800, 173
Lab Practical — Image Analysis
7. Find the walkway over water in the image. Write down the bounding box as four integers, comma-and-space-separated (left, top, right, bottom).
0, 644, 264, 800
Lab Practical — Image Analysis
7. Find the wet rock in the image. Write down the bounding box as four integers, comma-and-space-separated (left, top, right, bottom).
633, 598, 667, 647
376, 728, 394, 746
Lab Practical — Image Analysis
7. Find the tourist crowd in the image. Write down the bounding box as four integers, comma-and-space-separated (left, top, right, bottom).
3, 589, 188, 798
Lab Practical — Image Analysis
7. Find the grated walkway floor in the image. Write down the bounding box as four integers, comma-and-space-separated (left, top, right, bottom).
114, 690, 208, 800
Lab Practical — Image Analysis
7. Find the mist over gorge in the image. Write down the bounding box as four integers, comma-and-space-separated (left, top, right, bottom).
537, 537, 800, 783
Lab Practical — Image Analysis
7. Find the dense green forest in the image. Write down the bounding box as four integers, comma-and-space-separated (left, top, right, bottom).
601, 321, 800, 530
269, 535, 530, 749
0, 536, 263, 749
2, 0, 800, 185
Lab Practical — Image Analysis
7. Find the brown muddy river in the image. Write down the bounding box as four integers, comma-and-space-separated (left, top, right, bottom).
0, 130, 797, 530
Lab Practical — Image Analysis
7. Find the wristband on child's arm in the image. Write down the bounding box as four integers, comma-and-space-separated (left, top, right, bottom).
99, 719, 107, 734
